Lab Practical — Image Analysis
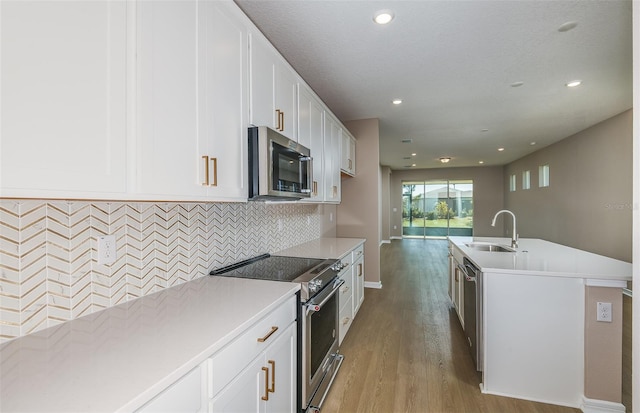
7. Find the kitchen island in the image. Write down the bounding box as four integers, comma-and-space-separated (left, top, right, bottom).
448, 237, 631, 412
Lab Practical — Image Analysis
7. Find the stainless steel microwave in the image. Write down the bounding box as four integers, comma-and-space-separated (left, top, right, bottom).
248, 126, 313, 201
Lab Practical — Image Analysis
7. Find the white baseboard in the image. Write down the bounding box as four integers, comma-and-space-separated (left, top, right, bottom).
390, 236, 402, 240
380, 240, 390, 246
364, 281, 382, 289
581, 396, 625, 413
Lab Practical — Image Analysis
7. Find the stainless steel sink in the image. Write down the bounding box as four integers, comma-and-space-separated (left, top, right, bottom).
465, 242, 515, 252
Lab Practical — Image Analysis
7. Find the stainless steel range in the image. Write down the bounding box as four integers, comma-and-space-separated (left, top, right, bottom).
210, 254, 347, 413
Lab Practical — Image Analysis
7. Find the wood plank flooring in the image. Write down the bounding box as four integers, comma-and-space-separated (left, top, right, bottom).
322, 239, 581, 413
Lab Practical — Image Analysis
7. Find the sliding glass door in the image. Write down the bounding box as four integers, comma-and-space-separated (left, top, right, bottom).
402, 180, 473, 238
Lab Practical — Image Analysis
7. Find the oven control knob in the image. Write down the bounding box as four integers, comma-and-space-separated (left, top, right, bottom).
331, 261, 344, 272
309, 279, 323, 293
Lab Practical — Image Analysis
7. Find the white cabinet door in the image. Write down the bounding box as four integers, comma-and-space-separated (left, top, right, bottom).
340, 131, 356, 176
136, 0, 205, 198
353, 255, 365, 316
136, 0, 247, 201
298, 86, 325, 201
249, 32, 297, 141
198, 1, 248, 201
210, 322, 296, 413
0, 1, 128, 198
323, 113, 342, 203
263, 322, 296, 412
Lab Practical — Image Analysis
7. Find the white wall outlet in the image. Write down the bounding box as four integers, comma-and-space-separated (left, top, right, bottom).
393, 207, 397, 212
97, 235, 117, 265
596, 301, 612, 322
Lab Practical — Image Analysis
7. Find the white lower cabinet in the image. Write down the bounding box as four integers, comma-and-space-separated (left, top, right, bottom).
137, 366, 206, 413
208, 295, 297, 413
352, 245, 365, 316
337, 254, 354, 346
337, 242, 365, 344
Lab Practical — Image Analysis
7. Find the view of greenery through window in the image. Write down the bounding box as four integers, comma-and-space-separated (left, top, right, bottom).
402, 180, 473, 238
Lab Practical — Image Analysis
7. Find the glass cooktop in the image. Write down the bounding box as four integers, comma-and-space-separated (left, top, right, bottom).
209, 254, 326, 282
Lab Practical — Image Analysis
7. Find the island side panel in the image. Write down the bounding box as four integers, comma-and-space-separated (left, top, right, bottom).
482, 272, 584, 408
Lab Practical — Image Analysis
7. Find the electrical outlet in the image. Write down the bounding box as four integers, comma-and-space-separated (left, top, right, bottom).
596, 302, 612, 322
97, 235, 117, 265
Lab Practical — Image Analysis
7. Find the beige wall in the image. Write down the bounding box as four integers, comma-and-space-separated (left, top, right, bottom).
380, 166, 392, 242
584, 286, 623, 403
504, 110, 632, 262
338, 119, 381, 285
389, 166, 504, 238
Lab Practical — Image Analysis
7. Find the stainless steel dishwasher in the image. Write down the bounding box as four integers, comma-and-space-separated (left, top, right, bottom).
460, 257, 482, 371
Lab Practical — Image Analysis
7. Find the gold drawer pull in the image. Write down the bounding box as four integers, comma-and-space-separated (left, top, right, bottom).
358, 263, 363, 276
313, 181, 318, 196
342, 317, 350, 325
257, 326, 278, 343
202, 155, 209, 186
268, 360, 275, 393
261, 367, 269, 401
210, 157, 218, 187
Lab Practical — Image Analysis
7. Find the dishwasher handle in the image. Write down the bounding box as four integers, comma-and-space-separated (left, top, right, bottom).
458, 263, 477, 283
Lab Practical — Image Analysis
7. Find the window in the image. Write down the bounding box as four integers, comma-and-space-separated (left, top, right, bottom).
522, 170, 531, 190
509, 174, 517, 192
539, 164, 550, 187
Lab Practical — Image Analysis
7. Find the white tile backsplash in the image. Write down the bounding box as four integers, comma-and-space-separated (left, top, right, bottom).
0, 200, 322, 342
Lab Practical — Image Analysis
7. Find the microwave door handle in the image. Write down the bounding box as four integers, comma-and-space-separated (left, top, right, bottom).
300, 156, 313, 193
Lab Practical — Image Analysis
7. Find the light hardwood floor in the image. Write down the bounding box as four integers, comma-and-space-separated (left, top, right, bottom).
322, 239, 581, 413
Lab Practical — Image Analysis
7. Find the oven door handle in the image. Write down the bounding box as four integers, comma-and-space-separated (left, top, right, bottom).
305, 279, 345, 315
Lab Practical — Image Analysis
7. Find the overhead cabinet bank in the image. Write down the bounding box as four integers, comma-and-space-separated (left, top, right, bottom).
0, 0, 354, 204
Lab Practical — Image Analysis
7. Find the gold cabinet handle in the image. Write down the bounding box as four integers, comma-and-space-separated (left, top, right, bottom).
333, 185, 337, 197
275, 109, 282, 131
342, 317, 350, 325
210, 157, 217, 187
268, 360, 275, 394
257, 326, 278, 343
313, 181, 318, 196
341, 285, 349, 293
279, 111, 284, 131
202, 156, 209, 186
349, 159, 352, 170
358, 263, 363, 277
261, 367, 269, 401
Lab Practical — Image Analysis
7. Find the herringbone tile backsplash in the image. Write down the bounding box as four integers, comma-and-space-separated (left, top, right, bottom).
0, 200, 322, 342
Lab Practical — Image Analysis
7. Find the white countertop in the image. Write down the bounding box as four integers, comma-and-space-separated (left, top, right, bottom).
449, 236, 631, 282
276, 237, 366, 260
0, 276, 299, 413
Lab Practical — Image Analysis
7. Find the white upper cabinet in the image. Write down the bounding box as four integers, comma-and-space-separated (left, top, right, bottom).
0, 1, 128, 198
136, 0, 247, 201
341, 130, 356, 176
323, 112, 342, 203
297, 85, 325, 202
249, 32, 298, 141
197, 1, 248, 201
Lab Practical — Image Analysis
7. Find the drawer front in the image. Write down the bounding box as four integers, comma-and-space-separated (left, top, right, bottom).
338, 268, 353, 305
208, 295, 296, 397
351, 244, 364, 262
338, 296, 353, 345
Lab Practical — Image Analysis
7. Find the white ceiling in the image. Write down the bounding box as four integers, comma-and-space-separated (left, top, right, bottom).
235, 0, 632, 170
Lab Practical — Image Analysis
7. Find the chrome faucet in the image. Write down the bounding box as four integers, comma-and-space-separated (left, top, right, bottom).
491, 209, 518, 248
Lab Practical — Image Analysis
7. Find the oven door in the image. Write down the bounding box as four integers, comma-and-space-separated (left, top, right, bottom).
303, 278, 345, 412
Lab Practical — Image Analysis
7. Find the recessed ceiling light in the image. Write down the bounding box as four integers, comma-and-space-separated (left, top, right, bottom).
498, 147, 505, 152
558, 21, 578, 32
411, 163, 416, 167
374, 10, 394, 25
439, 157, 451, 163
510, 81, 524, 88
392, 99, 402, 105
411, 153, 417, 156
479, 161, 484, 164
530, 141, 537, 146
566, 80, 582, 88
